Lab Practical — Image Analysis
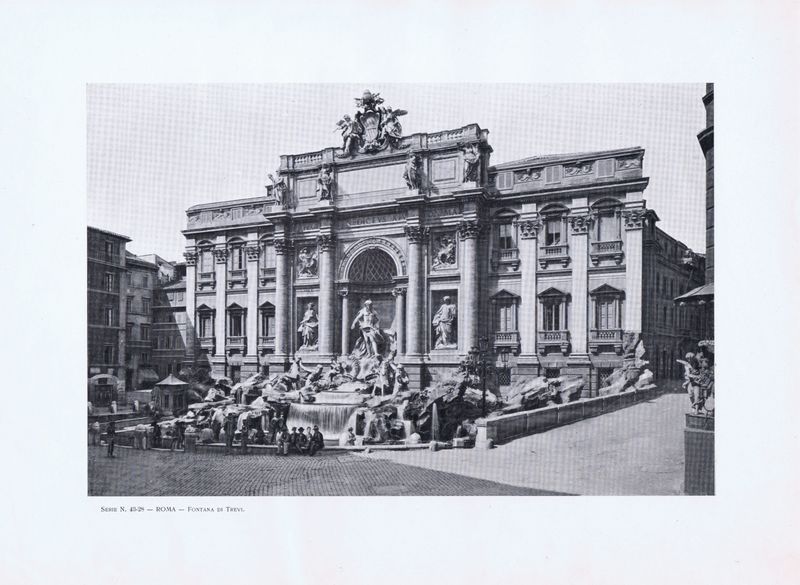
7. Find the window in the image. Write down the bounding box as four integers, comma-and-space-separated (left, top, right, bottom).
260, 241, 276, 270
662, 306, 667, 325
140, 325, 150, 341
597, 159, 614, 178
228, 309, 244, 337
199, 249, 213, 273
143, 275, 149, 288
103, 345, 114, 364
142, 297, 150, 314
176, 291, 184, 302
165, 335, 172, 349
141, 352, 149, 365
545, 368, 560, 378
104, 273, 114, 292
198, 311, 213, 338
126, 322, 133, 338
545, 165, 562, 184
230, 245, 245, 271
497, 222, 515, 250
261, 308, 275, 338
496, 301, 517, 332
545, 217, 562, 246
495, 171, 513, 190
543, 302, 561, 330
104, 241, 114, 261
595, 298, 620, 330
103, 306, 116, 327
126, 296, 133, 313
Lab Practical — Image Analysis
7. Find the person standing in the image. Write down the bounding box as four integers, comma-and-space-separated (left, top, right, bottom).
106, 420, 116, 458
309, 425, 324, 457
240, 420, 249, 455
152, 420, 161, 449
288, 427, 298, 452
224, 413, 236, 455
90, 421, 100, 446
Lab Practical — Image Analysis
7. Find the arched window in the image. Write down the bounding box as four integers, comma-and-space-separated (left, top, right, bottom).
348, 249, 396, 283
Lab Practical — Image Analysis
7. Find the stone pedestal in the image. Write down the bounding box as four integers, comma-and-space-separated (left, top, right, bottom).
684, 413, 715, 495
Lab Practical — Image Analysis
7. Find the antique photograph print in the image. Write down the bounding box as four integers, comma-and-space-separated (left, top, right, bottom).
87, 84, 714, 496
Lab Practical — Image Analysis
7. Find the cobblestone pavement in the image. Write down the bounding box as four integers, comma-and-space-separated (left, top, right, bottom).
365, 392, 688, 495
88, 447, 566, 496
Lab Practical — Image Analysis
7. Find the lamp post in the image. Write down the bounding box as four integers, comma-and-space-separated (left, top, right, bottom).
466, 337, 509, 417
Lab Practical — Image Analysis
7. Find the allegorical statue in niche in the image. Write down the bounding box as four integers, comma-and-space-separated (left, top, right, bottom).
266, 172, 288, 208
463, 144, 480, 182
297, 302, 319, 350
431, 234, 456, 270
335, 114, 364, 157
403, 154, 420, 190
350, 299, 384, 358
432, 296, 457, 349
297, 247, 318, 277
316, 164, 334, 201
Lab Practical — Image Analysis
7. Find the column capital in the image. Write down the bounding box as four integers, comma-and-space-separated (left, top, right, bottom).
457, 219, 483, 240
569, 214, 593, 235
213, 246, 228, 263
623, 208, 648, 230
404, 225, 430, 244
516, 219, 542, 240
392, 286, 406, 297
338, 289, 349, 297
183, 250, 198, 265
317, 234, 336, 252
273, 238, 294, 255
244, 243, 260, 262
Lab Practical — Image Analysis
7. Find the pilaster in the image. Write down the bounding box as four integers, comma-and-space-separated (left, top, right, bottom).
393, 287, 406, 356
339, 289, 350, 355
272, 237, 293, 371
623, 208, 645, 333
516, 217, 541, 362
404, 225, 428, 358
245, 240, 260, 359
183, 248, 197, 362
568, 212, 591, 355
213, 242, 228, 359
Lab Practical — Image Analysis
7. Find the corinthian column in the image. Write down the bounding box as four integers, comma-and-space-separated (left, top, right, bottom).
317, 234, 336, 358
273, 238, 292, 369
404, 225, 428, 357
393, 287, 406, 355
458, 220, 482, 352
339, 290, 350, 355
516, 218, 541, 356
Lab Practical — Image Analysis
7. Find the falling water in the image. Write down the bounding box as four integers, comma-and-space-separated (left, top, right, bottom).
286, 391, 365, 440
431, 403, 440, 441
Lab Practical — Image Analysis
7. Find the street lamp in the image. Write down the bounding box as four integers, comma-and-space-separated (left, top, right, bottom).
466, 336, 504, 417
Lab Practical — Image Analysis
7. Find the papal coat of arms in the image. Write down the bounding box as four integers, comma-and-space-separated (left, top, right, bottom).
335, 90, 408, 157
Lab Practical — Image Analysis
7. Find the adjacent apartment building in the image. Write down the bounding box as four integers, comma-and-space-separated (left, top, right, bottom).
87, 226, 130, 404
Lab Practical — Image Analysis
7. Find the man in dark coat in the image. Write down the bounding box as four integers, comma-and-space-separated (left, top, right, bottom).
269, 413, 280, 444
106, 420, 116, 458
309, 425, 324, 457
296, 427, 309, 453
240, 419, 249, 455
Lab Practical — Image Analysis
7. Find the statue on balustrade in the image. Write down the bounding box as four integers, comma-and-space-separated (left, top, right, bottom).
379, 106, 407, 149
431, 234, 456, 270
432, 296, 457, 349
267, 172, 289, 208
350, 299, 384, 358
316, 164, 334, 201
463, 143, 480, 182
335, 114, 364, 157
297, 247, 318, 277
297, 302, 319, 350
403, 154, 420, 190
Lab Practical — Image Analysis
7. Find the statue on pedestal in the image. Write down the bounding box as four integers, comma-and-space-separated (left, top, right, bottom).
267, 173, 289, 208
297, 302, 319, 350
350, 299, 384, 358
316, 164, 334, 201
432, 296, 457, 349
335, 114, 364, 157
403, 154, 420, 190
463, 144, 480, 182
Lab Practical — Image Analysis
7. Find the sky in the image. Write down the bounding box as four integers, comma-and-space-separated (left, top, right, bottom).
87, 83, 707, 261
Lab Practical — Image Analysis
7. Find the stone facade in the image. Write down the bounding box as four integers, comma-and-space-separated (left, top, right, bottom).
124, 254, 159, 390
87, 226, 130, 402
182, 102, 703, 392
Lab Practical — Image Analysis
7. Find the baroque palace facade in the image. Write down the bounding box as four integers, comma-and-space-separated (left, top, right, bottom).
182, 90, 703, 394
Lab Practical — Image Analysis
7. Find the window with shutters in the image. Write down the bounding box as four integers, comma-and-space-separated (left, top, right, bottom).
545, 165, 562, 184
495, 171, 513, 190
597, 158, 614, 178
